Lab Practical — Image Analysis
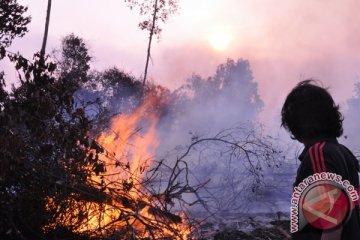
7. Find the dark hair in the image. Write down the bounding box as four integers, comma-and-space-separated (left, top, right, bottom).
281, 80, 343, 140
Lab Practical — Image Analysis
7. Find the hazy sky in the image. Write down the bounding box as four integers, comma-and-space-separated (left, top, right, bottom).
4, 0, 360, 128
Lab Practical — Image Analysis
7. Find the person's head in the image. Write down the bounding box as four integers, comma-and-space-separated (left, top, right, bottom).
281, 80, 343, 142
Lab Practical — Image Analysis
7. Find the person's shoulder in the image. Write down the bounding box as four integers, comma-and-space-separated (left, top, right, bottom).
324, 141, 357, 160
303, 140, 346, 173
321, 140, 360, 174
321, 141, 338, 155
309, 140, 349, 158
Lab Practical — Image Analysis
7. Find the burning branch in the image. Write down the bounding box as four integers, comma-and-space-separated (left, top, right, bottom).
41, 88, 282, 240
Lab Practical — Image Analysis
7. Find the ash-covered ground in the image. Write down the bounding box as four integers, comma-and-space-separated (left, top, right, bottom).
191, 212, 291, 240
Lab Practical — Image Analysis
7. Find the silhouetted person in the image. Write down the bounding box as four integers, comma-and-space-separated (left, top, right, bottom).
281, 80, 360, 240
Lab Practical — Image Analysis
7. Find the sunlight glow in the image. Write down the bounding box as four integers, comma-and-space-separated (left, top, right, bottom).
207, 28, 233, 52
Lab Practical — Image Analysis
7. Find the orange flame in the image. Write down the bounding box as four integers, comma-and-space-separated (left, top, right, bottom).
95, 93, 160, 192
46, 92, 190, 239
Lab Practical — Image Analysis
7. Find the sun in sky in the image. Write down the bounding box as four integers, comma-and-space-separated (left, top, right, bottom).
206, 27, 233, 52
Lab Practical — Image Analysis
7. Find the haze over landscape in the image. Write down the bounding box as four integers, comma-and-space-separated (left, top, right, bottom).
4, 0, 359, 131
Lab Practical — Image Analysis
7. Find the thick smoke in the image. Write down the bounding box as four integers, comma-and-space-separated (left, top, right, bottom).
76, 55, 298, 218
157, 58, 263, 150
153, 58, 295, 217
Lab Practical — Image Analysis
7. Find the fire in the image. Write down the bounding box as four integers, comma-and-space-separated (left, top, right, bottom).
45, 92, 191, 239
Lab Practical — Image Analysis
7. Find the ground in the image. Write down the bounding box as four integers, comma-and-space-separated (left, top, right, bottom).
212, 220, 290, 240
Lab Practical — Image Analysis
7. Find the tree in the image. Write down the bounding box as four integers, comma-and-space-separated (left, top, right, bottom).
0, 0, 31, 100
0, 0, 31, 55
124, 0, 178, 88
40, 0, 52, 58
0, 13, 193, 239
56, 33, 115, 135
97, 67, 142, 112
0, 46, 113, 239
188, 58, 263, 114
0, 0, 30, 146
58, 33, 92, 84
167, 58, 263, 137
0, 4, 104, 236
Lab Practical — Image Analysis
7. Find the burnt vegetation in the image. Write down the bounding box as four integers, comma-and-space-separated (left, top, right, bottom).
0, 1, 290, 240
